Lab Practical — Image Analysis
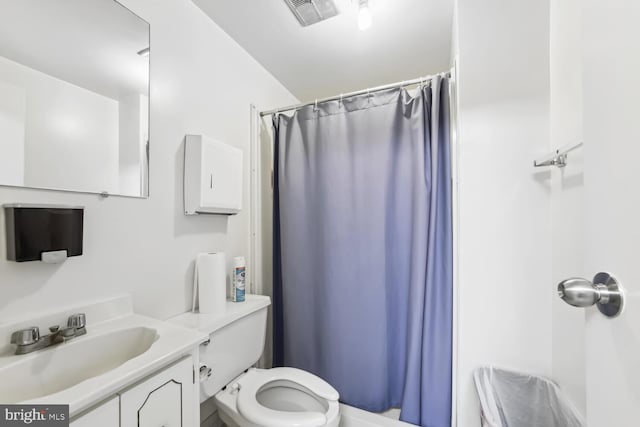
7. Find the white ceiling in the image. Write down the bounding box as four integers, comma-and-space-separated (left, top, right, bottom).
0, 0, 149, 102
194, 0, 454, 102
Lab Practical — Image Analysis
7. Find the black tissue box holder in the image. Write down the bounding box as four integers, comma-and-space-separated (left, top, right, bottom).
4, 204, 84, 263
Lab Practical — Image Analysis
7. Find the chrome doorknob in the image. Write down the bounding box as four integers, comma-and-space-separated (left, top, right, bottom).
557, 272, 624, 318
558, 278, 607, 307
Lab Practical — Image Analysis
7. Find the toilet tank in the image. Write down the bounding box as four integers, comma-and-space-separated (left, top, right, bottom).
170, 295, 270, 402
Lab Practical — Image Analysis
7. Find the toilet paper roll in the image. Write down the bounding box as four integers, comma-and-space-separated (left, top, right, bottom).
194, 252, 227, 314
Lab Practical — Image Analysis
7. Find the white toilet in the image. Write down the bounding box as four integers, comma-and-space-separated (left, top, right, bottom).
171, 295, 341, 427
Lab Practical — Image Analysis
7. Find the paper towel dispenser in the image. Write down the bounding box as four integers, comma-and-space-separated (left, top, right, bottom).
4, 204, 84, 263
184, 134, 243, 215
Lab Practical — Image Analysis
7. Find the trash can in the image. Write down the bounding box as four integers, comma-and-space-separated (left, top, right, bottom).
473, 367, 585, 427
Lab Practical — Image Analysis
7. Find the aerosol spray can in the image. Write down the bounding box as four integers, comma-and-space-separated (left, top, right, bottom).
232, 256, 246, 302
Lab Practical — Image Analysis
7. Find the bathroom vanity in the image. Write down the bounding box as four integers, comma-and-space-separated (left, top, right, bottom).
0, 296, 207, 427
72, 357, 193, 427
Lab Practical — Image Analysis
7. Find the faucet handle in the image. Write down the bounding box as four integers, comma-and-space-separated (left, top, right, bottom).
10, 327, 40, 346
67, 313, 86, 329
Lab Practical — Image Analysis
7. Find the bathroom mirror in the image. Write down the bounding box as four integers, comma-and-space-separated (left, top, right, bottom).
0, 0, 149, 198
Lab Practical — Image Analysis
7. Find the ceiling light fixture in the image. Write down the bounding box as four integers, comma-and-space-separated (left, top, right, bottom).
137, 47, 150, 57
358, 0, 372, 30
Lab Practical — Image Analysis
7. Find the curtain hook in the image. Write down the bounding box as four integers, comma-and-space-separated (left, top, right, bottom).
314, 99, 318, 112
339, 94, 343, 109
367, 88, 371, 104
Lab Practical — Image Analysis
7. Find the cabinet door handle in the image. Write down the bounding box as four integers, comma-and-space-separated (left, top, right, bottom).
210, 173, 213, 189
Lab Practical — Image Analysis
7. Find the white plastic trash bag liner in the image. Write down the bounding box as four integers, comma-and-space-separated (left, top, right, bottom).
473, 367, 585, 427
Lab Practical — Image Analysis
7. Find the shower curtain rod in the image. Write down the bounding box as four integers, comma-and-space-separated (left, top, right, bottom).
259, 69, 452, 117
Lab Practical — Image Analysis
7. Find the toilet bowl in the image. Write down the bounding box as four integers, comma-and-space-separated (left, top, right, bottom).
215, 367, 340, 427
168, 295, 342, 427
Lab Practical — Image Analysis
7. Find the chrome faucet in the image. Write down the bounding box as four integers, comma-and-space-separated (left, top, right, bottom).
10, 313, 87, 355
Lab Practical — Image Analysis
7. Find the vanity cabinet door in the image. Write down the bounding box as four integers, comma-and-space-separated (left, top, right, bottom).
70, 396, 119, 427
120, 357, 195, 427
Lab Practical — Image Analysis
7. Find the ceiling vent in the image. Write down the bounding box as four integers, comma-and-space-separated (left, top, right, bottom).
283, 0, 339, 27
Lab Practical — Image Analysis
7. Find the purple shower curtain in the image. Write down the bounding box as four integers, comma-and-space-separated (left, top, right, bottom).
273, 76, 452, 427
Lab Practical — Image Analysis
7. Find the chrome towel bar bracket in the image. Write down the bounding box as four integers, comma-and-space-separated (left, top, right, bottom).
534, 141, 583, 168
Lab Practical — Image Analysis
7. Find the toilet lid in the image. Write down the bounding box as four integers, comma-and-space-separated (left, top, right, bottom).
237, 367, 339, 427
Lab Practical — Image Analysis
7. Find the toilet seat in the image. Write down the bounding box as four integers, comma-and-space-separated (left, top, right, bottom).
236, 367, 339, 427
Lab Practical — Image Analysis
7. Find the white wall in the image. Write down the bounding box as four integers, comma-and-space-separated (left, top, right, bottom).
0, 0, 297, 323
454, 1, 552, 426
0, 56, 120, 193
550, 0, 585, 415
256, 118, 275, 369
0, 80, 25, 186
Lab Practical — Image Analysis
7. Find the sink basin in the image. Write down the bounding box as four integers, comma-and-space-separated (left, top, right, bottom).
0, 326, 158, 403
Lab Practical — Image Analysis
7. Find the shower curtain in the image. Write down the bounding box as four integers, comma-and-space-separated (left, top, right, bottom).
272, 76, 452, 427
